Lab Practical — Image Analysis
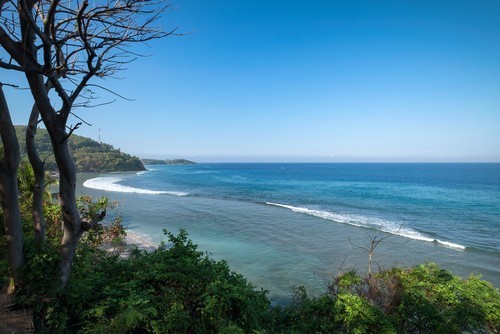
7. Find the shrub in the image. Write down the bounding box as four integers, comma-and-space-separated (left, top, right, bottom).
276, 264, 499, 334
8, 225, 499, 333
25, 229, 271, 333
392, 263, 500, 333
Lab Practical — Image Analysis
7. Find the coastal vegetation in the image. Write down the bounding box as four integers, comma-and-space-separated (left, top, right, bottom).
1, 188, 499, 332
13, 126, 145, 173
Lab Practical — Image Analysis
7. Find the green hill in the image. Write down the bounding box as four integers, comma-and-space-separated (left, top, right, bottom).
11, 126, 145, 172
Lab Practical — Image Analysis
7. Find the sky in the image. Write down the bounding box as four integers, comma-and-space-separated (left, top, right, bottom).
3, 0, 500, 162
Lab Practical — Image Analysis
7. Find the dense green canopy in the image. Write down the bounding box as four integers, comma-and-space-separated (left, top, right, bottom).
11, 126, 145, 172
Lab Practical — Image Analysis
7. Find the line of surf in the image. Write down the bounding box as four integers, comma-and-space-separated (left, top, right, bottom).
266, 202, 466, 250
83, 177, 188, 196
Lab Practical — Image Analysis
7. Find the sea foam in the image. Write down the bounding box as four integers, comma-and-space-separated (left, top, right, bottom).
83, 177, 188, 196
266, 202, 466, 250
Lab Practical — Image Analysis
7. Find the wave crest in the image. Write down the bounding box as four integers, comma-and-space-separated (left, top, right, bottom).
266, 202, 466, 250
83, 177, 188, 196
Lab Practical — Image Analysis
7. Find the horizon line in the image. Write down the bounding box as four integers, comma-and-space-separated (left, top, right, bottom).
137, 156, 500, 164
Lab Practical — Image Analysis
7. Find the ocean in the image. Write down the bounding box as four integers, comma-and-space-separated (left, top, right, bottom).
79, 163, 500, 302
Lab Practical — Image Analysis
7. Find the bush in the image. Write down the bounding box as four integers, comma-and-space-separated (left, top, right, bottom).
278, 263, 500, 334
277, 284, 393, 333
9, 226, 499, 333
25, 229, 271, 333
392, 263, 500, 333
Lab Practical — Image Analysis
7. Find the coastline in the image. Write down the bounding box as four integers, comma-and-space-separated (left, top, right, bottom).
125, 230, 158, 251
77, 172, 160, 255
99, 230, 158, 258
77, 168, 500, 294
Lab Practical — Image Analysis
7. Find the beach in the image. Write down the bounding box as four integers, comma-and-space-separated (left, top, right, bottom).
125, 230, 158, 251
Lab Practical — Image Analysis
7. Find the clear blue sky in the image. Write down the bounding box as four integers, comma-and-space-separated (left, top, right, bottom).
5, 0, 500, 162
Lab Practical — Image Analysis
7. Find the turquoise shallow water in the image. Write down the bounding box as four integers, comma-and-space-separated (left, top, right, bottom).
79, 163, 500, 301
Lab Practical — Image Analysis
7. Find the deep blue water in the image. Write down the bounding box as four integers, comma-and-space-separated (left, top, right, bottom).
81, 163, 500, 300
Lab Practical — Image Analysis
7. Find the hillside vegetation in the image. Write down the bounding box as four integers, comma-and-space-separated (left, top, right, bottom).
11, 126, 145, 172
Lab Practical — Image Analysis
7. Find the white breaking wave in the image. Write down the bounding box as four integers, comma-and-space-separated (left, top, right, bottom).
266, 202, 466, 250
83, 177, 188, 196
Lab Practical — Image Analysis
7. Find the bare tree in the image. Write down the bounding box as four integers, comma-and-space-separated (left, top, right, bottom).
347, 228, 403, 312
0, 0, 172, 286
348, 226, 398, 278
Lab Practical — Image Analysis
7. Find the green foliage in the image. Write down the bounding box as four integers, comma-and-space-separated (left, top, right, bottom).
391, 263, 500, 333
77, 195, 126, 249
278, 263, 500, 334
277, 283, 393, 333
15, 237, 63, 332
19, 229, 270, 333
17, 162, 58, 230
465, 275, 500, 331
42, 202, 63, 241
12, 125, 145, 172
17, 163, 36, 218
19, 240, 60, 300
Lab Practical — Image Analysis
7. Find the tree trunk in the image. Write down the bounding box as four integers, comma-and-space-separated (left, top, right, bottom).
54, 137, 83, 285
40, 114, 82, 285
24, 73, 84, 286
26, 106, 46, 243
0, 85, 24, 288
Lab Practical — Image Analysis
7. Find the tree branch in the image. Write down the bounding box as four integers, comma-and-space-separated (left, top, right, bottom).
0, 60, 40, 72
81, 210, 106, 231
18, 0, 52, 53
0, 84, 20, 171
65, 121, 82, 139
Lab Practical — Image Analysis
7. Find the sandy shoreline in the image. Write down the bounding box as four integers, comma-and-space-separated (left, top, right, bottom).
125, 230, 158, 251
101, 230, 158, 258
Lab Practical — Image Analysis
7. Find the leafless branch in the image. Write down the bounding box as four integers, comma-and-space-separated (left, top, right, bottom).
86, 84, 135, 101
2, 0, 173, 112
0, 82, 17, 88
349, 224, 402, 278
65, 122, 82, 139
73, 99, 116, 109
68, 111, 92, 126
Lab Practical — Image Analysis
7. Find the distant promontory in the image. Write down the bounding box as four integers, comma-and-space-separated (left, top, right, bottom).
141, 158, 196, 165
13, 126, 145, 172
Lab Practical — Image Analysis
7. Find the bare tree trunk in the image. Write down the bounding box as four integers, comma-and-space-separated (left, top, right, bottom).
54, 138, 83, 285
40, 112, 83, 285
52, 131, 107, 284
0, 85, 24, 288
26, 106, 46, 243
24, 73, 84, 285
